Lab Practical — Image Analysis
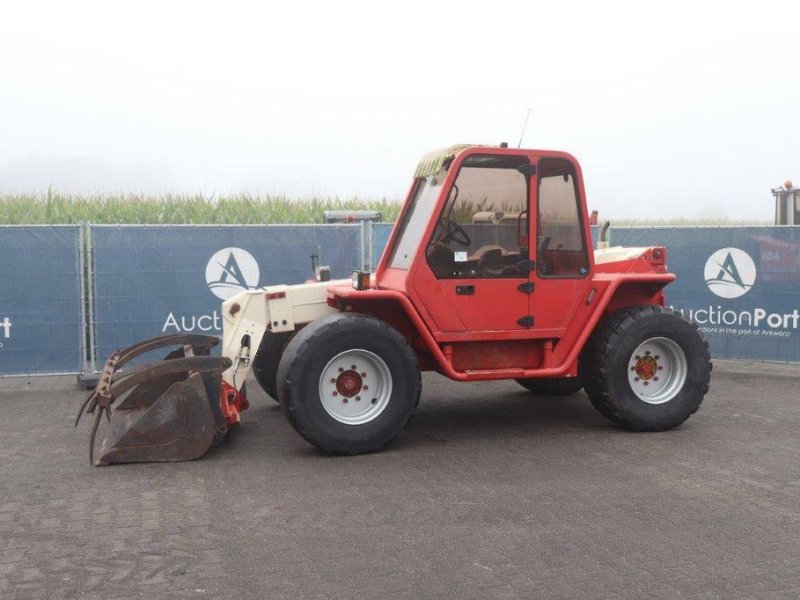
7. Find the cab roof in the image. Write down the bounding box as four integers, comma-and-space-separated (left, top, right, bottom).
414, 144, 478, 179
413, 144, 579, 179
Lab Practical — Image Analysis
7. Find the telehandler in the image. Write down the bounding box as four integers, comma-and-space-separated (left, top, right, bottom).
77, 144, 712, 465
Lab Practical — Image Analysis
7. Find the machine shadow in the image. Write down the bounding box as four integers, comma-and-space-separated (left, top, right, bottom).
230, 377, 617, 459
400, 391, 612, 445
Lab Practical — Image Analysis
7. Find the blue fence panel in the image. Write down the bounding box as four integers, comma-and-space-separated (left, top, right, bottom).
0, 226, 82, 375
372, 223, 394, 266
611, 227, 800, 362
4, 223, 792, 374
92, 225, 361, 363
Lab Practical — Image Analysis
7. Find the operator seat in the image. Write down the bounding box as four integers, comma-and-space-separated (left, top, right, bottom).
426, 242, 455, 278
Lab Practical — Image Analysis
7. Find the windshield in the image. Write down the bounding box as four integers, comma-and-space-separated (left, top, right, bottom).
388, 172, 444, 269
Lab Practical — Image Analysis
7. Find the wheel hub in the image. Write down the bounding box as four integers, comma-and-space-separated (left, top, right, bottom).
634, 354, 658, 380
335, 370, 363, 398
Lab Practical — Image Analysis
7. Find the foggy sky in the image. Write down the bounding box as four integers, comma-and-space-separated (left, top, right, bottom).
1, 1, 798, 219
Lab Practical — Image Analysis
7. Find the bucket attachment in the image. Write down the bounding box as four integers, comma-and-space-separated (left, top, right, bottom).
75, 334, 232, 466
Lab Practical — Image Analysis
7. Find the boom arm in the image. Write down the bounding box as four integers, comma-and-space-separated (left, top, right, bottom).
220, 279, 346, 391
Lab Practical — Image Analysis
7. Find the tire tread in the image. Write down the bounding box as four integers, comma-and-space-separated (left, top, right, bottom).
277, 313, 421, 454
582, 305, 711, 430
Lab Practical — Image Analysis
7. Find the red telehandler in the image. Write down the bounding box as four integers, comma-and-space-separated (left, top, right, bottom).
77, 144, 711, 465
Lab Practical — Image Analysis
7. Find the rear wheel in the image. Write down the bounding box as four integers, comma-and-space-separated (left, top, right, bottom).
582, 305, 711, 431
251, 331, 295, 402
515, 374, 583, 396
277, 313, 421, 454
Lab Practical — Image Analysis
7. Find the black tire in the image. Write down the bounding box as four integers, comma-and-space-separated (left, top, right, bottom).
582, 305, 711, 431
251, 331, 295, 402
276, 313, 421, 454
515, 374, 583, 396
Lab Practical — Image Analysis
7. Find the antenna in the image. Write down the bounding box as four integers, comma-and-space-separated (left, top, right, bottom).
517, 108, 531, 148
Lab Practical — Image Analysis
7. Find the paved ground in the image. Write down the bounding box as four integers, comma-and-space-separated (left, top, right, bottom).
0, 360, 799, 599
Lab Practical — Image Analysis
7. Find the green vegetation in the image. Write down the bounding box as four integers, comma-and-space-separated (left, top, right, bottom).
608, 217, 770, 227
0, 190, 403, 225
0, 190, 769, 226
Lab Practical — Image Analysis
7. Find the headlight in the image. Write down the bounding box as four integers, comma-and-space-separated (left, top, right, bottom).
352, 271, 370, 290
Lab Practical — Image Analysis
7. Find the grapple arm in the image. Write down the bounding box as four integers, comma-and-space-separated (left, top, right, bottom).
75, 334, 231, 466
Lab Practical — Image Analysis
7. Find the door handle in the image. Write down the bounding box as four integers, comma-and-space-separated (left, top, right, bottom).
455, 285, 475, 295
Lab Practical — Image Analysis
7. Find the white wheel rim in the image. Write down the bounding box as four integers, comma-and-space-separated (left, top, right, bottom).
318, 349, 393, 425
627, 337, 688, 405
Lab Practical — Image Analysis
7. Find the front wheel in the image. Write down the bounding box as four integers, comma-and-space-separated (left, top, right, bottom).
582, 306, 711, 431
276, 313, 421, 454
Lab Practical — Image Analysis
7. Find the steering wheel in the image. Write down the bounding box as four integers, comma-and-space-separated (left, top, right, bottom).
442, 219, 471, 247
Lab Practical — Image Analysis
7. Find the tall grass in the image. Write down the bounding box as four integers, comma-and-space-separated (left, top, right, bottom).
0, 189, 770, 226
0, 189, 403, 225
607, 217, 771, 227
447, 196, 771, 227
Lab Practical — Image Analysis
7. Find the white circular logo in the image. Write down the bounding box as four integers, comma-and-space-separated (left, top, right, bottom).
205, 247, 260, 300
704, 247, 756, 299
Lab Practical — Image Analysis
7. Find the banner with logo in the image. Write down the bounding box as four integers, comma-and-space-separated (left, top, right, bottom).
611, 227, 800, 362
0, 226, 82, 375
91, 225, 361, 363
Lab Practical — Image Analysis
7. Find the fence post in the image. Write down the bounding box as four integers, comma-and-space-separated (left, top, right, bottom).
360, 220, 376, 272
77, 222, 99, 389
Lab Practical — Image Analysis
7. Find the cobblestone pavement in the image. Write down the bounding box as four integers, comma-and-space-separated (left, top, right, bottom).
0, 360, 799, 599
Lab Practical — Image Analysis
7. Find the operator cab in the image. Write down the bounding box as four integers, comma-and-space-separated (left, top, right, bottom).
378, 144, 594, 339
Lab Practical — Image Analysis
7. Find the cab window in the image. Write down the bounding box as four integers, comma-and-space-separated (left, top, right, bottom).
537, 158, 589, 278
388, 172, 444, 270
426, 154, 530, 279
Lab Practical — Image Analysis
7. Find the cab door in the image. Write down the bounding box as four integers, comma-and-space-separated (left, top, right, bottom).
413, 153, 535, 335
528, 156, 592, 331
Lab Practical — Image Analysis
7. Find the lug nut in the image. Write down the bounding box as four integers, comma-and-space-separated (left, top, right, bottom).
653, 377, 659, 381
351, 365, 357, 370
658, 365, 664, 370
332, 391, 338, 396
635, 355, 640, 360
362, 385, 369, 391
330, 378, 336, 384
338, 367, 344, 372
655, 355, 660, 360
343, 398, 348, 403
630, 366, 636, 371
371, 398, 377, 404
645, 350, 651, 356
361, 372, 367, 377
634, 377, 640, 382
355, 396, 361, 401
643, 381, 649, 386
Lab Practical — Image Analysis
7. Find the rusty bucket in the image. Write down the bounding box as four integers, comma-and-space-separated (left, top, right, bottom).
75, 334, 231, 466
